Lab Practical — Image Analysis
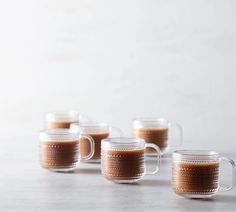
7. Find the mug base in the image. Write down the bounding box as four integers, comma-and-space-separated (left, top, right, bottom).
111, 179, 140, 184
46, 167, 75, 172
176, 192, 216, 199
102, 175, 143, 184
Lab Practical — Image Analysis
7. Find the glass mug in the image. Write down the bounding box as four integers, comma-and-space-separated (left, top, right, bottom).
45, 111, 91, 129
172, 150, 236, 198
39, 129, 95, 171
101, 137, 161, 183
70, 123, 122, 163
133, 118, 183, 154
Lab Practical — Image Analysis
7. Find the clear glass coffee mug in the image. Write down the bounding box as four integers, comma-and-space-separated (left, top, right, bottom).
101, 137, 161, 183
45, 111, 91, 129
172, 150, 236, 198
70, 123, 122, 163
39, 129, 95, 172
133, 118, 183, 155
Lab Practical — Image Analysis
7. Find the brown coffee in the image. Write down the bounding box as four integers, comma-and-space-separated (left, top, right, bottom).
172, 162, 219, 195
133, 128, 168, 152
101, 149, 145, 181
80, 132, 109, 161
45, 121, 79, 129
40, 140, 79, 170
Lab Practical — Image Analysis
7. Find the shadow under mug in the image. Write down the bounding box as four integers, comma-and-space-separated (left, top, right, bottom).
39, 129, 95, 172
101, 137, 161, 183
172, 150, 236, 198
70, 123, 122, 163
132, 118, 183, 155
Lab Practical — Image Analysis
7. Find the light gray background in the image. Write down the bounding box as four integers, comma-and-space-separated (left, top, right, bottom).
0, 0, 236, 152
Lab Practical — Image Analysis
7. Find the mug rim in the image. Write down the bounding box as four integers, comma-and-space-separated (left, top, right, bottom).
102, 137, 145, 145
40, 129, 78, 142
40, 128, 75, 135
71, 122, 108, 128
133, 117, 169, 122
45, 111, 80, 121
173, 150, 218, 157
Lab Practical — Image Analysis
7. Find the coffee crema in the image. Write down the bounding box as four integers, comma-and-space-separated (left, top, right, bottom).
101, 149, 145, 181
80, 132, 109, 161
40, 140, 79, 170
172, 162, 219, 195
133, 128, 168, 152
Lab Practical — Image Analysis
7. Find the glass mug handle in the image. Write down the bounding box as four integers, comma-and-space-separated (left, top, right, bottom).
109, 126, 123, 137
79, 135, 95, 160
144, 143, 161, 175
219, 157, 236, 192
168, 122, 183, 149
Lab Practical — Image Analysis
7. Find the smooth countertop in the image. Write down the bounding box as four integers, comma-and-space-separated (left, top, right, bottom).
1, 136, 236, 211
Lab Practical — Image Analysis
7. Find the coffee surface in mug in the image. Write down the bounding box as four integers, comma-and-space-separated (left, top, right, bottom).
46, 121, 79, 129
102, 149, 145, 180
133, 128, 168, 152
80, 132, 109, 160
41, 140, 79, 169
172, 162, 219, 194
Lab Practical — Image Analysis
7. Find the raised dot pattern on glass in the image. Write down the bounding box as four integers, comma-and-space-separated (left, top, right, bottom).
101, 149, 145, 181
172, 162, 219, 195
40, 141, 79, 169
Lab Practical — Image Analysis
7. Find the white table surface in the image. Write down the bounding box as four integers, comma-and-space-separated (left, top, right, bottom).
1, 136, 236, 212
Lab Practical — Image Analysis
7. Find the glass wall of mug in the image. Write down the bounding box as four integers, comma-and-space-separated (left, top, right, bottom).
101, 137, 161, 183
39, 129, 95, 172
70, 123, 122, 163
45, 111, 91, 129
132, 118, 183, 155
172, 150, 236, 198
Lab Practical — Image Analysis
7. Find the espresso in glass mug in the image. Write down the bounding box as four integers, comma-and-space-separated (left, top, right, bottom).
71, 123, 122, 163
101, 137, 161, 183
133, 118, 183, 154
45, 111, 91, 129
172, 150, 236, 198
39, 129, 95, 172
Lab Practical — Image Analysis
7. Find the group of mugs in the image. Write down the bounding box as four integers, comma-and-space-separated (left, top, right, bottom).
39, 111, 236, 199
